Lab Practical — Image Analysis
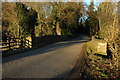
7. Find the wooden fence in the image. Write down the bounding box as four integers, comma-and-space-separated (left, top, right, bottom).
0, 37, 32, 52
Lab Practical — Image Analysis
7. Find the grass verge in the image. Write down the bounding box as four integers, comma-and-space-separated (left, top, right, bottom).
68, 40, 119, 79
81, 41, 119, 79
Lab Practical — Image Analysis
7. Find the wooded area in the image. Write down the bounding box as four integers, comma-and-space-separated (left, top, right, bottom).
2, 1, 120, 56
1, 1, 120, 79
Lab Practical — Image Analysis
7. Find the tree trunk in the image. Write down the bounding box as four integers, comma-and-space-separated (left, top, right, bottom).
56, 21, 61, 35
98, 18, 101, 34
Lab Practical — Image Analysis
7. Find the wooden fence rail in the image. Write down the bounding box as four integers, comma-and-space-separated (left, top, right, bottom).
0, 37, 32, 52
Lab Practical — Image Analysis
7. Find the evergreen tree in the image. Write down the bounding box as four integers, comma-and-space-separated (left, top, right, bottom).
86, 2, 99, 36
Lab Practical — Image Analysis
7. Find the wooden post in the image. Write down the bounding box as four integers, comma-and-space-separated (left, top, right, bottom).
24, 37, 26, 48
21, 37, 23, 49
16, 38, 17, 48
8, 37, 10, 51
28, 40, 30, 48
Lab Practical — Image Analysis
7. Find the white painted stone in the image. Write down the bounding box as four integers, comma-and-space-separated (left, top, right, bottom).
97, 42, 107, 55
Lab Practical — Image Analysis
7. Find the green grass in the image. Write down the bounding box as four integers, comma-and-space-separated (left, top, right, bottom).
100, 73, 108, 78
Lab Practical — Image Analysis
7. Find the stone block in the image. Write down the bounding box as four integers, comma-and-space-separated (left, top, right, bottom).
97, 41, 107, 56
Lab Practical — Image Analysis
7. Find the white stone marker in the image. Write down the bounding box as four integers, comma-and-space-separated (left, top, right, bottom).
97, 42, 107, 55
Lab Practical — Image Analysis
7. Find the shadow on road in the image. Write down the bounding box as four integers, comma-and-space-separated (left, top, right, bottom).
3, 36, 88, 64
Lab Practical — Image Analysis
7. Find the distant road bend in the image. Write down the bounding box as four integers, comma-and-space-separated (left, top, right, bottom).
2, 35, 88, 78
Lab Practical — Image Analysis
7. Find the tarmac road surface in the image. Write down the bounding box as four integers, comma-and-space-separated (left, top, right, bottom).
2, 35, 88, 78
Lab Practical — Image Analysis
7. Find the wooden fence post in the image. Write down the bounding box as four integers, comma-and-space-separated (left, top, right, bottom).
28, 40, 30, 48
8, 37, 10, 51
24, 37, 26, 48
21, 37, 23, 49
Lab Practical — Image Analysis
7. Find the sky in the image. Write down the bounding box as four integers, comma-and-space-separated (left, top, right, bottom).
84, 0, 102, 6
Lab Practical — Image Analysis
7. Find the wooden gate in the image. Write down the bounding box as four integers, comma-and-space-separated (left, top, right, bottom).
1, 37, 32, 52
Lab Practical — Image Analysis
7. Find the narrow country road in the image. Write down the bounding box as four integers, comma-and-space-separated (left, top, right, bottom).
2, 35, 88, 78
